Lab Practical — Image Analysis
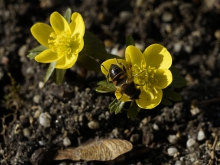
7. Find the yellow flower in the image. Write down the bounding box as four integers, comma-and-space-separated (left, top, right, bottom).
30, 12, 85, 69
101, 44, 173, 109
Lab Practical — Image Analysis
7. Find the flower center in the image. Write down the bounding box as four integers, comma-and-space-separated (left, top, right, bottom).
132, 60, 158, 90
48, 31, 81, 59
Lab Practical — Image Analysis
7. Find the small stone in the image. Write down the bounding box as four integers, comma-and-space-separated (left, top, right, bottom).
39, 112, 51, 128
184, 44, 193, 53
197, 130, 205, 141
135, 43, 144, 51
63, 137, 71, 147
152, 123, 159, 130
119, 11, 132, 21
167, 147, 178, 156
26, 67, 34, 75
33, 95, 41, 104
23, 128, 30, 137
38, 140, 46, 146
190, 107, 200, 116
34, 109, 41, 119
18, 45, 28, 57
136, 0, 143, 7
165, 24, 172, 33
130, 134, 140, 143
168, 135, 178, 144
186, 138, 198, 149
88, 120, 100, 129
111, 128, 119, 138
214, 29, 220, 40
175, 160, 184, 165
38, 81, 44, 89
173, 42, 182, 53
58, 162, 67, 165
162, 11, 173, 22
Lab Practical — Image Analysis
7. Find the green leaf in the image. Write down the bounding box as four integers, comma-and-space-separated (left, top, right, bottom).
115, 101, 125, 114
44, 62, 56, 83
126, 35, 135, 47
51, 69, 67, 85
76, 54, 101, 72
127, 101, 141, 118
109, 98, 118, 110
163, 88, 182, 102
64, 8, 72, 23
27, 45, 47, 59
169, 66, 186, 88
109, 99, 125, 114
161, 97, 172, 105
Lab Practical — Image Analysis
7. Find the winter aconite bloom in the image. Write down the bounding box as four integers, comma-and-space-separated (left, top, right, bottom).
101, 44, 173, 109
31, 12, 85, 69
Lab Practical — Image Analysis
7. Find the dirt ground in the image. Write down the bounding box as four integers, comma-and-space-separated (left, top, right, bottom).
0, 0, 220, 165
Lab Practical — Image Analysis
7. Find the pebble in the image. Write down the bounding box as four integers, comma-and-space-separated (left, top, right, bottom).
33, 95, 41, 104
173, 42, 182, 53
197, 130, 205, 141
38, 140, 46, 146
152, 123, 159, 130
186, 138, 198, 149
167, 147, 178, 156
175, 160, 184, 165
130, 134, 140, 143
18, 45, 28, 57
184, 44, 193, 54
111, 128, 119, 138
34, 109, 41, 119
23, 128, 30, 138
162, 11, 173, 22
26, 67, 35, 75
135, 0, 143, 7
168, 135, 178, 144
38, 81, 44, 89
63, 137, 71, 147
88, 120, 100, 129
58, 162, 67, 165
39, 112, 51, 128
190, 107, 200, 116
214, 29, 220, 40
119, 11, 132, 21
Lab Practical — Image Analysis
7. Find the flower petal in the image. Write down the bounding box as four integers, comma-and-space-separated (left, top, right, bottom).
136, 87, 162, 109
77, 37, 84, 53
136, 88, 154, 109
30, 23, 53, 48
35, 49, 58, 63
125, 45, 145, 68
69, 12, 85, 37
146, 88, 162, 109
153, 69, 173, 89
101, 58, 127, 78
115, 90, 131, 102
55, 54, 78, 69
143, 44, 172, 69
50, 12, 70, 34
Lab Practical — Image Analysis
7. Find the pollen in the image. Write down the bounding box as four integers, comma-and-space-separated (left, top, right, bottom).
48, 31, 81, 59
132, 64, 158, 90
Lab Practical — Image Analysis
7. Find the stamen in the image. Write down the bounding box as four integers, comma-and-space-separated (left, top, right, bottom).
132, 63, 158, 88
48, 31, 81, 59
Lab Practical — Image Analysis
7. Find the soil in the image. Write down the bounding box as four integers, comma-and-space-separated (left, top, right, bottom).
0, 0, 220, 165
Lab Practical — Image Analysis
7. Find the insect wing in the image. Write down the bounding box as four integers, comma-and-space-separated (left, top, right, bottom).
96, 80, 116, 93
90, 80, 116, 93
